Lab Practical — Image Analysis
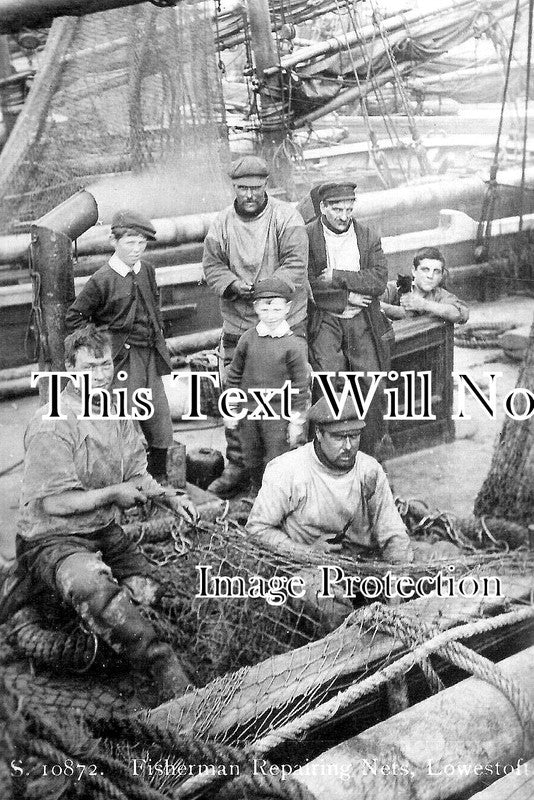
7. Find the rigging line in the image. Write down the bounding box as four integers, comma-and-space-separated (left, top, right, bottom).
347, 6, 402, 145
519, 0, 533, 232
340, 0, 394, 187
368, 0, 431, 176
477, 0, 521, 245
347, 0, 409, 180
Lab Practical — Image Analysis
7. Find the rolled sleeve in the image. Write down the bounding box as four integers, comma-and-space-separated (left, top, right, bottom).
366, 466, 413, 563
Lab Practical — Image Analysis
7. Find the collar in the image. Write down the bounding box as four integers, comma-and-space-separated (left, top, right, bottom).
109, 253, 141, 276
256, 320, 292, 338
313, 437, 356, 473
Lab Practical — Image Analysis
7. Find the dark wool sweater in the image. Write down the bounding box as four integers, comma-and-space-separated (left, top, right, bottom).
225, 328, 310, 413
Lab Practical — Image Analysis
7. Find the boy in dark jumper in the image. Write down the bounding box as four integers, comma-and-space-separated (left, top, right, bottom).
224, 277, 310, 495
66, 209, 174, 482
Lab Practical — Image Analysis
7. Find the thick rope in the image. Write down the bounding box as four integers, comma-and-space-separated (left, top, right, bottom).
21, 707, 167, 800
92, 714, 319, 800
250, 605, 534, 755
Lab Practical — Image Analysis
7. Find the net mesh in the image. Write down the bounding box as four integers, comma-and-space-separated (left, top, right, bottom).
0, 1, 230, 234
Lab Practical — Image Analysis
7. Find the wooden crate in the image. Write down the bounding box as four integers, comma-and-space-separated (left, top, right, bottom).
388, 316, 455, 454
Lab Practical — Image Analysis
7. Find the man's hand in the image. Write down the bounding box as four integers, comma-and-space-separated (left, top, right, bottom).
232, 279, 254, 298
112, 482, 148, 509
348, 292, 372, 308
317, 268, 333, 285
400, 292, 427, 312
163, 494, 199, 525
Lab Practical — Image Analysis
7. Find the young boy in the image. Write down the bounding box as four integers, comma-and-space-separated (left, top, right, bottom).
65, 209, 174, 482
224, 276, 310, 496
381, 246, 469, 324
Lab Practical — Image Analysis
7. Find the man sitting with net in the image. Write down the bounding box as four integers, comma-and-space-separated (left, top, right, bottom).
247, 395, 413, 564
6, 325, 197, 701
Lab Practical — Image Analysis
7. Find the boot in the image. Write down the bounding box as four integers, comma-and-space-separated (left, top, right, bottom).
207, 463, 249, 498
146, 642, 193, 701
147, 447, 168, 484
207, 427, 248, 497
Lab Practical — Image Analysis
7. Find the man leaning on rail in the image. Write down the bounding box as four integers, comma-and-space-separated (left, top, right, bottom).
0, 325, 198, 702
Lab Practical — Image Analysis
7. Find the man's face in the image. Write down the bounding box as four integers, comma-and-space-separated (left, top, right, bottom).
320, 199, 355, 232
253, 297, 291, 327
412, 258, 444, 293
71, 346, 115, 391
112, 232, 148, 268
234, 180, 267, 214
316, 427, 361, 468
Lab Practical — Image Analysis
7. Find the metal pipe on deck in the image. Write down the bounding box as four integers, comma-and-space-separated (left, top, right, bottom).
292, 645, 534, 800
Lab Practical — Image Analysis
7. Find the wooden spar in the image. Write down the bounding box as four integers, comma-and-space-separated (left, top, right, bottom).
292, 645, 534, 800
147, 575, 534, 740
469, 757, 534, 798
0, 0, 147, 34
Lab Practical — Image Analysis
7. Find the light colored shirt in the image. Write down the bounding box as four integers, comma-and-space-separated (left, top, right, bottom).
247, 442, 412, 563
322, 222, 362, 319
19, 387, 149, 540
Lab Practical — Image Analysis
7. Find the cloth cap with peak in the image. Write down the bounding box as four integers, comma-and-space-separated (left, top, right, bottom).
307, 394, 366, 433
253, 276, 294, 301
229, 155, 269, 186
110, 209, 156, 241
319, 182, 357, 203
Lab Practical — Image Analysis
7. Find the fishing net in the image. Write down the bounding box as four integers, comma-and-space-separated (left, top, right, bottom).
0, 1, 230, 234
1, 502, 533, 798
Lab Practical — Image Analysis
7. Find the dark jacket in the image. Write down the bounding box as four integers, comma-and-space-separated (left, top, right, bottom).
65, 260, 171, 375
306, 218, 392, 370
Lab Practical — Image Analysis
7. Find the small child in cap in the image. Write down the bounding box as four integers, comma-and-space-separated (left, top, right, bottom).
66, 209, 175, 482
224, 276, 310, 496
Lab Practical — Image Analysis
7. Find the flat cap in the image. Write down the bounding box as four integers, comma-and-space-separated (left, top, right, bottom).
253, 276, 294, 301
308, 394, 366, 433
111, 209, 156, 240
229, 155, 269, 185
318, 182, 357, 203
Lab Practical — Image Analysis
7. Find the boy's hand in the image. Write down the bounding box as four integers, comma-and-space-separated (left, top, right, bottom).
224, 415, 240, 430
400, 293, 427, 312
287, 421, 305, 449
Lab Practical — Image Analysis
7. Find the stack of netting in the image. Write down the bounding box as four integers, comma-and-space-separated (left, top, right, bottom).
0, 1, 229, 233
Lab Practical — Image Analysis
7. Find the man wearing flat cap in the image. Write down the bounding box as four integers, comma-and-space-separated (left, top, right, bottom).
306, 182, 392, 460
66, 209, 174, 482
247, 395, 412, 564
203, 155, 309, 497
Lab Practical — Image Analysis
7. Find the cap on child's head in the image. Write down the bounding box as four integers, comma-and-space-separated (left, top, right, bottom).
253, 276, 293, 301
110, 209, 157, 241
